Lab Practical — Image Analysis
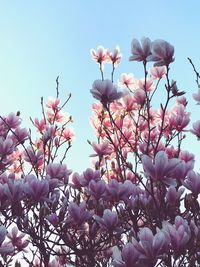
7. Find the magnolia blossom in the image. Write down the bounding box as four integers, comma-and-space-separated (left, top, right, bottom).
7, 226, 29, 252
142, 151, 180, 184
46, 97, 60, 110
118, 73, 138, 90
68, 201, 91, 225
134, 89, 146, 106
183, 170, 200, 195
95, 209, 119, 232
60, 128, 75, 141
150, 66, 167, 79
90, 79, 123, 106
107, 46, 122, 66
163, 216, 191, 253
138, 78, 154, 92
90, 46, 108, 64
5, 112, 21, 129
151, 39, 174, 66
129, 37, 152, 62
90, 142, 112, 157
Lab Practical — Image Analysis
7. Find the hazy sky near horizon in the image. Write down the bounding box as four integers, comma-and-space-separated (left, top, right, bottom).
1, 1, 200, 172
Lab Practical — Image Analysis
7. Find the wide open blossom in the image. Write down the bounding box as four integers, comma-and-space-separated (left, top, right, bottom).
46, 97, 60, 110
90, 46, 108, 65
90, 142, 112, 157
90, 79, 123, 106
118, 73, 138, 91
138, 78, 154, 92
107, 46, 122, 66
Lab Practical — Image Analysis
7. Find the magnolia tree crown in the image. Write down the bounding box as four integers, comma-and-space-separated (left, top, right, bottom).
0, 37, 200, 267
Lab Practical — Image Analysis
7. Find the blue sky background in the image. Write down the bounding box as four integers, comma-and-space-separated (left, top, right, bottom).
1, 1, 200, 172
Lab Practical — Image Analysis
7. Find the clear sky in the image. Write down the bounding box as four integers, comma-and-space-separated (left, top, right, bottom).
1, 1, 200, 172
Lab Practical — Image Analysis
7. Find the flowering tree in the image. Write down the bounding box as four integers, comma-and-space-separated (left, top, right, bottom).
1, 37, 200, 267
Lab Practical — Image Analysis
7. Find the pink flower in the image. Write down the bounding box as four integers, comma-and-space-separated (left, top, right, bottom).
151, 39, 174, 66
23, 146, 43, 167
129, 37, 152, 62
90, 46, 108, 64
191, 120, 200, 139
34, 118, 47, 132
60, 128, 75, 141
134, 89, 146, 106
169, 105, 190, 131
4, 179, 24, 203
13, 127, 29, 144
5, 112, 21, 129
193, 89, 200, 104
46, 109, 69, 123
7, 226, 29, 251
163, 216, 191, 253
142, 151, 180, 184
122, 94, 137, 112
176, 96, 187, 106
138, 78, 154, 91
91, 79, 123, 106
95, 209, 118, 232
68, 201, 91, 225
0, 137, 14, 156
46, 163, 72, 184
24, 174, 49, 202
118, 73, 138, 90
90, 142, 112, 157
166, 186, 185, 205
184, 170, 200, 195
88, 180, 106, 199
150, 66, 167, 79
107, 46, 122, 66
46, 97, 60, 110
169, 113, 190, 131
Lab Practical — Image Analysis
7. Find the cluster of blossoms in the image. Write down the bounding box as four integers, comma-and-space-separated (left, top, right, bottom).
1, 37, 200, 267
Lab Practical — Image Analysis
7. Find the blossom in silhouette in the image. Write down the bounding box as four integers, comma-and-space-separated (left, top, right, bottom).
129, 37, 152, 62
91, 79, 123, 106
151, 39, 174, 66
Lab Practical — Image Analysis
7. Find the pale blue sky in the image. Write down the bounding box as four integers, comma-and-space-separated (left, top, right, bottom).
0, 1, 200, 172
